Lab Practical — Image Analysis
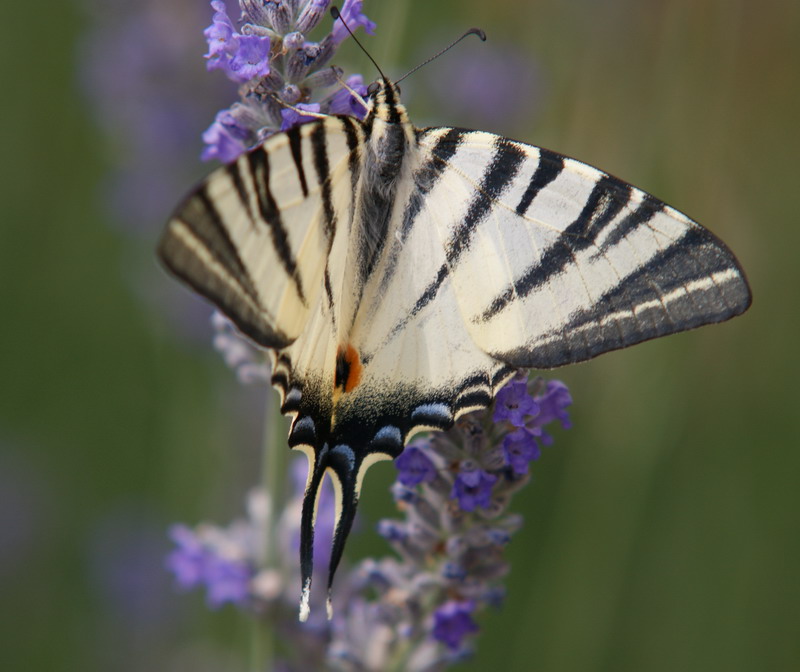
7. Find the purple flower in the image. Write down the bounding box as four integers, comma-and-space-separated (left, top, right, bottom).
201, 108, 253, 162
327, 74, 369, 118
204, 1, 238, 64
501, 428, 541, 474
228, 34, 272, 82
205, 1, 271, 83
342, 378, 569, 662
166, 524, 252, 608
451, 467, 496, 512
493, 374, 540, 426
395, 444, 437, 487
280, 102, 321, 130
166, 524, 209, 589
532, 379, 573, 429
432, 601, 479, 650
330, 0, 376, 44
203, 554, 252, 608
197, 0, 374, 161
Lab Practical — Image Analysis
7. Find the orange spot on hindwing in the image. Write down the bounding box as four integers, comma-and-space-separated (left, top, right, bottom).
334, 344, 362, 394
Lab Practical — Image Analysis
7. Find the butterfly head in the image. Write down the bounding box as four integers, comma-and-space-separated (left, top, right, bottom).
365, 77, 409, 126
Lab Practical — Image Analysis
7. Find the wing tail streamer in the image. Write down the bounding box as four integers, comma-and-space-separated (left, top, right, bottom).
324, 445, 361, 620
298, 444, 328, 623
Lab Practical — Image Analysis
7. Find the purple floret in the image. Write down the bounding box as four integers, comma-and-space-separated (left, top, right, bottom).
451, 467, 496, 512
204, 1, 270, 83
493, 375, 540, 427
331, 0, 376, 44
501, 428, 541, 474
165, 524, 208, 589
327, 74, 369, 118
532, 379, 573, 429
395, 444, 437, 487
432, 600, 479, 650
204, 1, 237, 64
228, 34, 271, 83
203, 554, 252, 608
280, 102, 321, 130
201, 108, 252, 162
165, 523, 252, 608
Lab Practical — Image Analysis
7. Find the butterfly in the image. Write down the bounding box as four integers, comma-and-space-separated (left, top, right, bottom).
158, 76, 751, 620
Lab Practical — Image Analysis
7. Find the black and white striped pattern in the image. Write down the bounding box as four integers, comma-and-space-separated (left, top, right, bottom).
158, 78, 751, 620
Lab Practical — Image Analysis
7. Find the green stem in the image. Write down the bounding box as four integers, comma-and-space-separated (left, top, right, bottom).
250, 387, 288, 672
264, 388, 287, 567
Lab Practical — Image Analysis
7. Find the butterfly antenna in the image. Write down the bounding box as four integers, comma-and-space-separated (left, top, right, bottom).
395, 28, 487, 85
329, 66, 370, 113
330, 6, 387, 81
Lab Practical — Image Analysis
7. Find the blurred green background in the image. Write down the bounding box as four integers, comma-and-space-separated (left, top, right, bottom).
2, 0, 798, 670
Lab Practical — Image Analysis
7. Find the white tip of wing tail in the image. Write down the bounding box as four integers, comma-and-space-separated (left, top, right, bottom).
299, 579, 311, 622
326, 593, 334, 621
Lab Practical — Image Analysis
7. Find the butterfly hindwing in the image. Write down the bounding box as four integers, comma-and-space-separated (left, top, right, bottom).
416, 127, 752, 369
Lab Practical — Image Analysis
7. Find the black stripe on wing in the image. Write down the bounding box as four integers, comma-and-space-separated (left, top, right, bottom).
341, 116, 363, 204
246, 147, 309, 307
375, 131, 528, 353
158, 186, 293, 349
480, 174, 634, 322
515, 150, 564, 215
286, 126, 309, 198
590, 191, 661, 256
310, 123, 338, 242
227, 161, 256, 225
445, 138, 527, 266
494, 223, 752, 368
374, 127, 464, 299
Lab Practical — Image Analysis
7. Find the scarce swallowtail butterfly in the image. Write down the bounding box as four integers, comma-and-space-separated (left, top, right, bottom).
158, 74, 751, 620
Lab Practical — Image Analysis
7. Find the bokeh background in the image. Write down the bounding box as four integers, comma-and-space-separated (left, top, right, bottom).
2, 0, 798, 670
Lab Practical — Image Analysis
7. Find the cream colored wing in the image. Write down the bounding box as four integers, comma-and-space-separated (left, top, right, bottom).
412, 127, 751, 368
158, 115, 364, 349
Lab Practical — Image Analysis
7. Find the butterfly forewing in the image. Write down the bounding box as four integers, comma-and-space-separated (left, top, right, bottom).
417, 128, 752, 369
158, 116, 364, 349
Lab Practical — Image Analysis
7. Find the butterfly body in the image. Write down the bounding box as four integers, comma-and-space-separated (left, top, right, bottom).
159, 78, 751, 619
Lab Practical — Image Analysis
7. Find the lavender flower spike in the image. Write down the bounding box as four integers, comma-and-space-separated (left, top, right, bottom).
337, 373, 573, 662
199, 0, 375, 162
